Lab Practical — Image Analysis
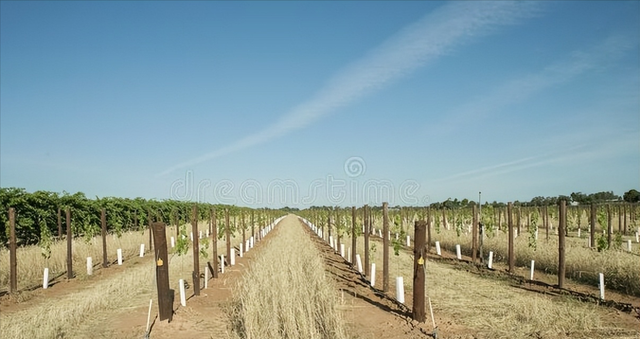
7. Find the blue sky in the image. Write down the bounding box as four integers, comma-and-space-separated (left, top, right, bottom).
1, 1, 638, 208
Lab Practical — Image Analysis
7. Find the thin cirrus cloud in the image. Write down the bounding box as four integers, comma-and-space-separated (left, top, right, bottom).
431, 34, 635, 135
157, 1, 541, 177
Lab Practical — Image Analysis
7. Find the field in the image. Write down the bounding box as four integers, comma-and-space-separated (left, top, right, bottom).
1, 212, 638, 339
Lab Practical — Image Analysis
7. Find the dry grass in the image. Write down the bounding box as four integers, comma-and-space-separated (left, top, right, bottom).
322, 228, 638, 338
0, 230, 150, 292
0, 221, 252, 339
425, 258, 639, 339
432, 226, 640, 296
0, 252, 156, 339
230, 215, 348, 339
0, 221, 252, 293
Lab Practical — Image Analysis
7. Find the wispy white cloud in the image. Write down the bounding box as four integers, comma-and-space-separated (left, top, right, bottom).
431, 34, 635, 135
158, 1, 540, 177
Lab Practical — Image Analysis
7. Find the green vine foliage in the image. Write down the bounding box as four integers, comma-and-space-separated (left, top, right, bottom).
455, 214, 463, 237
434, 213, 441, 234
199, 237, 210, 258
40, 219, 52, 261
175, 223, 190, 256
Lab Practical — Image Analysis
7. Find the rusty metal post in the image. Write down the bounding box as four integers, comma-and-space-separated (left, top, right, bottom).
412, 220, 427, 322
66, 208, 73, 280
558, 201, 566, 288
508, 203, 514, 274
151, 222, 173, 322
9, 208, 17, 294
101, 209, 108, 268
382, 202, 389, 292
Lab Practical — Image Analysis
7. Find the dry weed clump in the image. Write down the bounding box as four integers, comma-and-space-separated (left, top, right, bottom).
230, 216, 347, 339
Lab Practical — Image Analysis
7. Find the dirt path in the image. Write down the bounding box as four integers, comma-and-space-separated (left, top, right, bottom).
299, 218, 469, 339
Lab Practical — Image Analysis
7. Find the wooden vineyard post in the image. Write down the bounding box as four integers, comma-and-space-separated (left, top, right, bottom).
9, 208, 17, 294
607, 205, 612, 249
211, 207, 218, 278
623, 204, 627, 235
590, 203, 596, 248
101, 209, 108, 268
57, 207, 62, 238
364, 205, 370, 277
472, 205, 478, 263
328, 210, 332, 243
225, 209, 231, 264
148, 210, 153, 251
337, 210, 341, 254
618, 205, 622, 233
242, 212, 246, 253
508, 203, 514, 274
151, 222, 173, 322
251, 211, 255, 243
426, 207, 432, 253
382, 202, 389, 293
351, 206, 357, 264
544, 205, 549, 241
191, 205, 200, 296
66, 208, 73, 280
442, 209, 447, 230
558, 200, 566, 288
412, 220, 427, 322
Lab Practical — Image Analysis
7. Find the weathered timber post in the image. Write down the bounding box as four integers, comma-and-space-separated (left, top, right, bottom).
251, 211, 255, 243
508, 203, 514, 274
623, 204, 627, 235
472, 205, 478, 263
351, 206, 357, 264
148, 210, 153, 251
590, 203, 596, 248
364, 205, 370, 277
607, 204, 612, 249
66, 208, 73, 279
192, 205, 200, 296
9, 208, 17, 294
225, 209, 231, 264
426, 207, 432, 253
558, 200, 566, 288
101, 209, 108, 268
382, 202, 389, 292
544, 205, 549, 241
191, 205, 200, 296
211, 207, 218, 278
241, 212, 246, 253
412, 220, 427, 322
57, 207, 62, 238
151, 222, 173, 322
618, 205, 622, 233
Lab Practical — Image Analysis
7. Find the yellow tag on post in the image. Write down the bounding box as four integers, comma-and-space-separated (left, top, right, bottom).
157, 258, 164, 266
418, 256, 424, 265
